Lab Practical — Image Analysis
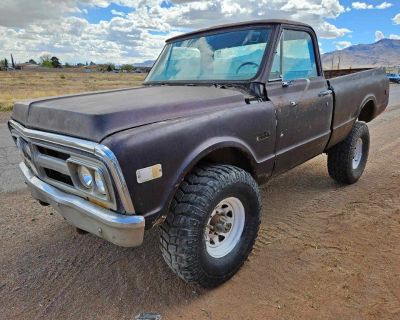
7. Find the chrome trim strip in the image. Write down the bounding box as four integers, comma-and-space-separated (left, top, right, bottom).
9, 119, 135, 214
36, 154, 70, 175
10, 120, 96, 153
94, 145, 135, 213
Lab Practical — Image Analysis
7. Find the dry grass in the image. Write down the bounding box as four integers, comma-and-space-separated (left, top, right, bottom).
0, 71, 147, 112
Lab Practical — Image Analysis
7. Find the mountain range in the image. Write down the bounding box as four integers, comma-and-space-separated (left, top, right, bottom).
322, 39, 400, 69
133, 60, 155, 68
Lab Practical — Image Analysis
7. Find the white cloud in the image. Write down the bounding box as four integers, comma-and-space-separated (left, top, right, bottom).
111, 9, 126, 16
317, 22, 351, 39
375, 30, 385, 41
375, 31, 400, 41
352, 1, 392, 10
335, 41, 352, 50
0, 0, 353, 64
352, 2, 373, 9
375, 2, 392, 9
393, 13, 400, 25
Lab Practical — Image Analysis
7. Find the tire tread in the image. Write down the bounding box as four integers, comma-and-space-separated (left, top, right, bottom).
327, 122, 369, 184
159, 164, 261, 287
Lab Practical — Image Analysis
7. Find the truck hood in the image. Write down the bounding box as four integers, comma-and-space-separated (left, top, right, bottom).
11, 85, 245, 142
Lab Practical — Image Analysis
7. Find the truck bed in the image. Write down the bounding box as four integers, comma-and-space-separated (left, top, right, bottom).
326, 68, 389, 149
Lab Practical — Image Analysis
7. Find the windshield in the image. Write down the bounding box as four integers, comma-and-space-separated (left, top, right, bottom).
145, 27, 272, 83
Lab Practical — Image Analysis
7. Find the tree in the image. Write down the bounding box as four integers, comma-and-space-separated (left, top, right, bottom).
97, 63, 115, 72
40, 54, 52, 68
89, 61, 96, 66
106, 63, 115, 72
120, 64, 134, 72
0, 58, 8, 68
51, 56, 61, 68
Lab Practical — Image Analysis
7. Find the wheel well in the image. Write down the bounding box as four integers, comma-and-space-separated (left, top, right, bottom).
199, 147, 256, 178
358, 100, 375, 122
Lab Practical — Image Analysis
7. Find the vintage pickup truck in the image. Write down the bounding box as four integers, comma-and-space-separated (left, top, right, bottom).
9, 19, 389, 287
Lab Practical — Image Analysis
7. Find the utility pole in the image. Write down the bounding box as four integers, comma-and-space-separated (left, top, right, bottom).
10, 53, 15, 69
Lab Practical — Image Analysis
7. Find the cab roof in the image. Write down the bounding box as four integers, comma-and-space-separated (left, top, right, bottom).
167, 19, 312, 43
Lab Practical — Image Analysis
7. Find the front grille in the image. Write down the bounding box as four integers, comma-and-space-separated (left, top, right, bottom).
14, 137, 117, 210
44, 168, 74, 186
31, 142, 74, 188
8, 120, 129, 213
36, 145, 70, 161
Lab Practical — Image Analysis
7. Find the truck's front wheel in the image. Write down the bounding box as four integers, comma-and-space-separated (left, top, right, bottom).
327, 121, 370, 184
159, 164, 261, 288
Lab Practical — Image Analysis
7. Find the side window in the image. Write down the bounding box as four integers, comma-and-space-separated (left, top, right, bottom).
269, 29, 318, 81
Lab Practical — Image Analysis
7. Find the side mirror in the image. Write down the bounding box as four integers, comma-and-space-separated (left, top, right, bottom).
281, 80, 293, 88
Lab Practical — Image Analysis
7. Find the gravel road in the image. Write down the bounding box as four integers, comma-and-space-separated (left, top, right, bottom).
1, 85, 399, 320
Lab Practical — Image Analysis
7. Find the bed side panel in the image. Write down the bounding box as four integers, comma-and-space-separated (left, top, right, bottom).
326, 68, 389, 149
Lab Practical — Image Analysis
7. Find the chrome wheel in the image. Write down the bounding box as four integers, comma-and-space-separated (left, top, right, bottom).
205, 197, 245, 258
352, 138, 363, 169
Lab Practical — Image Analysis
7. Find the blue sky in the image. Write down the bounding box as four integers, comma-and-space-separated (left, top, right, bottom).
0, 1, 399, 64
321, 0, 400, 51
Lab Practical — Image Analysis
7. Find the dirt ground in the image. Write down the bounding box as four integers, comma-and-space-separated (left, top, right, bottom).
1, 88, 399, 320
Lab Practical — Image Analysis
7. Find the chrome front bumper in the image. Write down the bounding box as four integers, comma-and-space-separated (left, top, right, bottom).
20, 162, 145, 247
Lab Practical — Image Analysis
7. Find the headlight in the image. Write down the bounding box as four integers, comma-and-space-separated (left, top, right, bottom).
78, 166, 93, 189
94, 170, 107, 195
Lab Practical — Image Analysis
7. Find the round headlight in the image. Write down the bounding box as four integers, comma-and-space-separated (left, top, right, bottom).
78, 166, 93, 188
94, 171, 107, 195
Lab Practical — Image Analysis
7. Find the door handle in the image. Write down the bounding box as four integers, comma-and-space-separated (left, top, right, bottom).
319, 89, 333, 97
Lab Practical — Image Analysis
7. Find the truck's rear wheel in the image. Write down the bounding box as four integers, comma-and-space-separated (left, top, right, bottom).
327, 121, 370, 184
159, 164, 261, 288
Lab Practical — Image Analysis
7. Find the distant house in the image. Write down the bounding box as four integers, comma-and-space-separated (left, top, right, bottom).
15, 63, 40, 70
82, 65, 98, 73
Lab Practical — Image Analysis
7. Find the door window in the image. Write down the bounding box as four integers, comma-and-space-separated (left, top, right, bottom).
269, 29, 318, 81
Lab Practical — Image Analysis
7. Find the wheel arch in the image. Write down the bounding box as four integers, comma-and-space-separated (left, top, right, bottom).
153, 139, 260, 226
358, 96, 377, 123
179, 139, 259, 184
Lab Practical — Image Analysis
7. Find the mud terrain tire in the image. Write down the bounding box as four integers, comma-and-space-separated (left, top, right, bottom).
327, 121, 370, 184
159, 164, 261, 288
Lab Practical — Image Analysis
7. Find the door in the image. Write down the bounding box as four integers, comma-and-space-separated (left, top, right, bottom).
266, 28, 334, 174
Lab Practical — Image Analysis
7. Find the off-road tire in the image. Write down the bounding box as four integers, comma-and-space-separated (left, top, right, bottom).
327, 121, 370, 184
159, 164, 261, 288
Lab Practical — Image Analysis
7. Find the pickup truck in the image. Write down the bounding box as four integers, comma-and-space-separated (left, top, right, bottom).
387, 73, 400, 83
9, 19, 389, 288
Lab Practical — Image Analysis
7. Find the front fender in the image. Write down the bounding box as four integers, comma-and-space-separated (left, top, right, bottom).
102, 101, 276, 227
